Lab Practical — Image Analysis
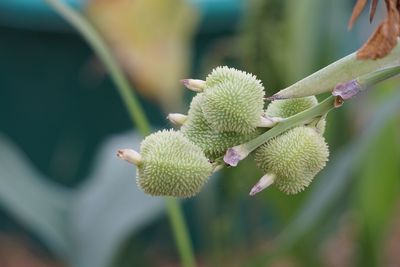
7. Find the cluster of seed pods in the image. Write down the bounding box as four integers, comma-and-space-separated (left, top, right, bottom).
118, 66, 329, 198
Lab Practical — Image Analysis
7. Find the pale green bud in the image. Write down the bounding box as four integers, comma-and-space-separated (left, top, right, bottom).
254, 127, 329, 194
181, 94, 259, 160
249, 173, 275, 196
167, 113, 188, 126
117, 149, 142, 165
181, 79, 206, 92
202, 67, 265, 133
258, 115, 285, 127
136, 130, 213, 197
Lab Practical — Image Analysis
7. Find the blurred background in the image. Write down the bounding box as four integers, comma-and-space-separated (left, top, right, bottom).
1, 0, 400, 266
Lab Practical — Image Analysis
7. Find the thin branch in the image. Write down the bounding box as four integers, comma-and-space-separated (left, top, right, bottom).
44, 0, 150, 135
45, 1, 196, 267
224, 96, 338, 166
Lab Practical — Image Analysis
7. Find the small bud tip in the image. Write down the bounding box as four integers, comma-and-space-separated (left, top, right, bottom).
249, 174, 275, 196
180, 79, 189, 87
167, 113, 188, 126
180, 79, 206, 92
117, 149, 142, 166
258, 115, 284, 128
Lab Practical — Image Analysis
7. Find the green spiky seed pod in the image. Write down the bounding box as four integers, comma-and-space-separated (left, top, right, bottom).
255, 127, 329, 194
266, 96, 326, 133
266, 96, 318, 118
205, 66, 252, 88
138, 129, 213, 197
181, 94, 259, 160
201, 67, 265, 133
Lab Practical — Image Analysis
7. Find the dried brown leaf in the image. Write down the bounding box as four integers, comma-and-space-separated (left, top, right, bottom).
356, 21, 398, 58
369, 0, 379, 22
348, 0, 368, 29
356, 0, 400, 59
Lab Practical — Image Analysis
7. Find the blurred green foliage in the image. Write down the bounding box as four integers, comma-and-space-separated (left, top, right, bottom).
0, 132, 164, 267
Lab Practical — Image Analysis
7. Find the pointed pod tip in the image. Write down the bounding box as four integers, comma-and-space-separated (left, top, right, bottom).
117, 149, 142, 166
180, 79, 189, 87
258, 115, 275, 128
249, 186, 262, 196
167, 113, 188, 126
258, 115, 284, 128
116, 149, 125, 159
180, 79, 205, 92
249, 174, 275, 196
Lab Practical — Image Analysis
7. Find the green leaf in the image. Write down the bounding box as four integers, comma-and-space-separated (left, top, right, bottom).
0, 131, 165, 267
354, 117, 400, 266
69, 131, 164, 267
0, 133, 72, 258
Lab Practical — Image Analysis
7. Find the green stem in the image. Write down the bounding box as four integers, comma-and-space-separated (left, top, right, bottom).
45, 1, 196, 266
224, 96, 336, 166
44, 0, 150, 134
357, 65, 400, 87
333, 65, 400, 100
166, 198, 196, 267
250, 96, 335, 150
271, 41, 400, 99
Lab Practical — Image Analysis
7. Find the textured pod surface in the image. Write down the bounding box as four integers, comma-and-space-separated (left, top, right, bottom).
255, 127, 329, 194
138, 129, 212, 197
205, 66, 258, 88
182, 94, 259, 160
266, 96, 326, 133
266, 96, 318, 118
202, 76, 265, 133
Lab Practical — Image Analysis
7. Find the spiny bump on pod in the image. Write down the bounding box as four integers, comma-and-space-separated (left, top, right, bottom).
181, 94, 260, 160
266, 96, 318, 118
204, 66, 262, 90
265, 96, 326, 133
118, 129, 213, 198
201, 67, 265, 133
253, 126, 329, 195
